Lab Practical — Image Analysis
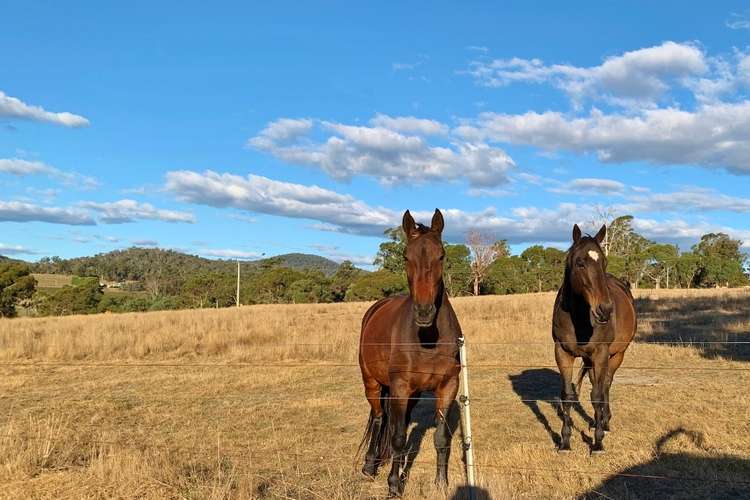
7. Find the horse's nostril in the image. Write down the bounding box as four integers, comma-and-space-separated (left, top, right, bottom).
596, 303, 613, 322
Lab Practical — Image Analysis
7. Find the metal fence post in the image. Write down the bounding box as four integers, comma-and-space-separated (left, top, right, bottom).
458, 334, 476, 498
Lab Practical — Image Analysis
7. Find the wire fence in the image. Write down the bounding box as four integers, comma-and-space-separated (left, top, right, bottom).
2, 337, 749, 494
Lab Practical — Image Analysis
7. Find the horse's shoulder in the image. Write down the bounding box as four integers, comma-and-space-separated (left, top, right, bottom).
361, 295, 407, 330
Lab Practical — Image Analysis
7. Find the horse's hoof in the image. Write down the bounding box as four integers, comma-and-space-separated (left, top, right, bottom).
591, 448, 606, 456
558, 447, 571, 454
361, 469, 377, 479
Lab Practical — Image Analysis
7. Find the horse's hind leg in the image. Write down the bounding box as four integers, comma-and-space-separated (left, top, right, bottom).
555, 344, 577, 452
603, 350, 625, 432
362, 379, 385, 477
590, 346, 609, 454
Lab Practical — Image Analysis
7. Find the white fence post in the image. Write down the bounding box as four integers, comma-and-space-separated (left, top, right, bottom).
458, 334, 476, 497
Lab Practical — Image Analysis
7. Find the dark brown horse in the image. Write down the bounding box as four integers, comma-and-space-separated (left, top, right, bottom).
552, 224, 636, 454
358, 209, 462, 497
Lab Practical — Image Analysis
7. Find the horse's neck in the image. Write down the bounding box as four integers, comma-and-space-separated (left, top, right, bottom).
561, 269, 591, 316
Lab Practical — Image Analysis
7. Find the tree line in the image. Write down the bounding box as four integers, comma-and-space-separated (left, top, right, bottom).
0, 214, 746, 317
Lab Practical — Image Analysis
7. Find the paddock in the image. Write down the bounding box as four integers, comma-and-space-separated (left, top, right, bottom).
0, 288, 749, 498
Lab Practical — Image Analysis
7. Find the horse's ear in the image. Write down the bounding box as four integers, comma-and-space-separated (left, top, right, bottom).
431, 208, 444, 234
572, 224, 582, 243
595, 224, 606, 244
402, 210, 417, 239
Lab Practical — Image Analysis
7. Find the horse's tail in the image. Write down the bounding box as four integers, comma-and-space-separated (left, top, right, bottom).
355, 387, 392, 464
377, 387, 392, 461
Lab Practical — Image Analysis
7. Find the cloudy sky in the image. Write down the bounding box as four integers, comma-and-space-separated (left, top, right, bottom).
3, 2, 750, 267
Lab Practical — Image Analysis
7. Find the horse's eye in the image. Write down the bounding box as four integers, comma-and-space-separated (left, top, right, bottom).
439, 254, 445, 261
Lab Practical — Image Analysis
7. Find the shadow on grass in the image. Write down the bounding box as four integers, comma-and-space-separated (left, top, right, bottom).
450, 485, 492, 499
635, 293, 750, 362
402, 392, 461, 480
508, 368, 594, 448
579, 427, 750, 499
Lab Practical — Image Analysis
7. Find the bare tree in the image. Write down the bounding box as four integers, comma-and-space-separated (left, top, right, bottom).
588, 205, 616, 256
466, 231, 505, 296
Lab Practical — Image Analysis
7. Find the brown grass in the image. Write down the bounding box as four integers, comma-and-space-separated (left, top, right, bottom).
0, 288, 749, 498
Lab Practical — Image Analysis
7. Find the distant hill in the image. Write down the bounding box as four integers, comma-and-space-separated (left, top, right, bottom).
271, 253, 340, 275
26, 247, 344, 282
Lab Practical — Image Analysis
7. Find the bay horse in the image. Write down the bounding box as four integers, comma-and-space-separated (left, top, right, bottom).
358, 209, 462, 497
552, 224, 636, 454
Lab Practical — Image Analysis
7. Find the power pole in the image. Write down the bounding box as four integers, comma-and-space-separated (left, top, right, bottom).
236, 260, 241, 307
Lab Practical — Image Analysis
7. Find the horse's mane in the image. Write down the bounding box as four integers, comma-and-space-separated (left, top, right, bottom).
414, 223, 431, 235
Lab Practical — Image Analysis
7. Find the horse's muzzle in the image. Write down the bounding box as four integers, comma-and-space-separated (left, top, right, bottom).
413, 303, 437, 327
591, 302, 613, 325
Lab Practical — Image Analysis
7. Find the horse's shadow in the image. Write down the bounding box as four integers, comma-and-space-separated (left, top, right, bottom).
402, 392, 461, 479
579, 427, 750, 498
508, 368, 594, 448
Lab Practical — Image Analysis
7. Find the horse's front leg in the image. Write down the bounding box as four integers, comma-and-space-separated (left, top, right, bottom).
590, 345, 609, 454
434, 375, 459, 488
387, 385, 409, 498
554, 343, 577, 452
603, 350, 625, 432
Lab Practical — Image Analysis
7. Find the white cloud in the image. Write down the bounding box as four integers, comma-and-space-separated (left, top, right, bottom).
0, 200, 95, 225
166, 169, 750, 249
458, 102, 750, 174
465, 187, 513, 198
78, 199, 196, 224
466, 41, 707, 108
549, 177, 626, 195
0, 158, 56, 176
308, 244, 373, 266
248, 118, 313, 149
131, 239, 159, 247
0, 90, 89, 127
165, 169, 395, 236
370, 113, 448, 136
726, 12, 750, 30
0, 158, 99, 189
200, 248, 260, 259
466, 45, 489, 53
623, 187, 750, 213
248, 117, 515, 187
0, 243, 40, 256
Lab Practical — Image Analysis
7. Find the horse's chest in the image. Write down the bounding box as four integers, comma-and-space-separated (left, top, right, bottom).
389, 348, 459, 387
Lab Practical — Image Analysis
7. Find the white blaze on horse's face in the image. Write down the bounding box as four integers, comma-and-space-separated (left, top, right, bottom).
588, 250, 600, 262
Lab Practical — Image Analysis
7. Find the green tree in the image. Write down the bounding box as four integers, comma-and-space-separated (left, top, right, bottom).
181, 271, 235, 308
443, 244, 472, 296
329, 261, 363, 302
0, 261, 37, 317
37, 277, 103, 316
641, 244, 679, 289
373, 227, 406, 274
692, 233, 748, 287
486, 255, 530, 295
520, 245, 566, 293
345, 270, 407, 301
245, 267, 307, 304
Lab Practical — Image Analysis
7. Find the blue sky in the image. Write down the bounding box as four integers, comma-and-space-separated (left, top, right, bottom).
2, 1, 750, 267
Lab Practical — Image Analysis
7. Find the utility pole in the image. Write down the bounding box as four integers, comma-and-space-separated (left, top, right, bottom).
236, 260, 241, 307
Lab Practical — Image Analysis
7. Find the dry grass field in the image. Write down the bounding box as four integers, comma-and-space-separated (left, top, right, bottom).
0, 288, 749, 499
